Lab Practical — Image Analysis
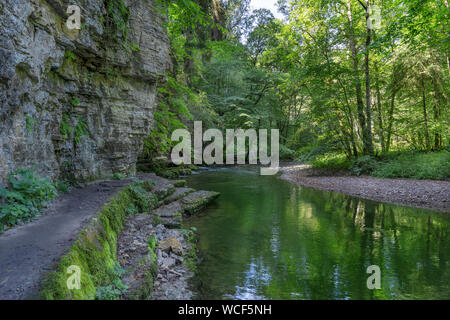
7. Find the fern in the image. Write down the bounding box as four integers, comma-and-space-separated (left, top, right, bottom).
0, 169, 57, 230
74, 116, 89, 143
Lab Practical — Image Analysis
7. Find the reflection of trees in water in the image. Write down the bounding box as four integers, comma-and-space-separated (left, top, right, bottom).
188, 171, 450, 299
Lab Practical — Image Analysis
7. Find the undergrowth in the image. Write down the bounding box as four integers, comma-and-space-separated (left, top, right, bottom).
182, 227, 198, 272
310, 150, 449, 180
95, 263, 128, 300
0, 169, 57, 231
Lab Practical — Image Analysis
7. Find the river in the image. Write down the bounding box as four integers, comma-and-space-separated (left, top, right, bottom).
184, 167, 450, 300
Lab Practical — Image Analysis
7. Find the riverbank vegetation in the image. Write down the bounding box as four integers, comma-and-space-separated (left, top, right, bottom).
145, 0, 448, 180
312, 150, 450, 179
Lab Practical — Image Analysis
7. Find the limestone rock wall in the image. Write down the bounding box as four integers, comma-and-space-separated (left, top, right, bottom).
0, 0, 170, 184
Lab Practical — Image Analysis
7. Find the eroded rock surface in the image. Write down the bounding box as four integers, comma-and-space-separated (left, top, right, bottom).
117, 175, 219, 300
153, 190, 220, 228
0, 0, 170, 185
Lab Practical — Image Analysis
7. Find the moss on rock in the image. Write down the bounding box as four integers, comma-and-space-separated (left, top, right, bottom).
40, 180, 155, 300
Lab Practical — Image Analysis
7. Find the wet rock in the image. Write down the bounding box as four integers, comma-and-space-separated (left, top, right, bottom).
181, 191, 221, 216
154, 201, 183, 217
158, 237, 183, 255
163, 187, 194, 204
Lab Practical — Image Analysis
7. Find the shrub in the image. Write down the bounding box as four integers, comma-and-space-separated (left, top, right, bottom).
127, 181, 157, 212
350, 155, 377, 176
311, 153, 351, 170
372, 151, 450, 180
54, 180, 72, 193
95, 263, 128, 300
113, 173, 125, 180
0, 169, 57, 230
279, 144, 296, 160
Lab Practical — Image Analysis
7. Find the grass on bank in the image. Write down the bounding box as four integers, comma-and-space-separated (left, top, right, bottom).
41, 179, 157, 300
308, 150, 450, 180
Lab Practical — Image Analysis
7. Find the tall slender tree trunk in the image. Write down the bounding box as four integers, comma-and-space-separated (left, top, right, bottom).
421, 74, 431, 150
363, 0, 374, 155
432, 76, 442, 150
375, 63, 385, 152
385, 90, 397, 152
211, 0, 225, 41
385, 61, 400, 152
346, 0, 366, 154
446, 0, 450, 70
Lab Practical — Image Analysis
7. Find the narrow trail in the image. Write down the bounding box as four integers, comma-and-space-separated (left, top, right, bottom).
0, 179, 135, 300
0, 172, 219, 300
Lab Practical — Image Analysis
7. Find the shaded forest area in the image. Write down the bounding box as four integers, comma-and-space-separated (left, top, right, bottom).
145, 0, 449, 180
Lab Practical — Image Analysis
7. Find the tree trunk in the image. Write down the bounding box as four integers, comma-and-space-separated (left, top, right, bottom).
421, 74, 431, 150
432, 75, 442, 150
363, 0, 374, 155
375, 63, 385, 152
446, 0, 450, 70
385, 62, 401, 152
211, 0, 225, 41
346, 0, 367, 153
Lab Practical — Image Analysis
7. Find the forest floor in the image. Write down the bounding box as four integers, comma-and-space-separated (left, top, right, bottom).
279, 162, 450, 213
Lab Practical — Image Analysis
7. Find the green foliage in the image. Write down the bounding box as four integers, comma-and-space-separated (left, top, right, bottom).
155, 0, 211, 36
54, 180, 72, 194
0, 169, 57, 231
173, 180, 187, 187
144, 76, 194, 157
147, 235, 157, 251
152, 214, 161, 227
104, 0, 140, 52
113, 173, 125, 180
40, 180, 157, 299
74, 116, 89, 143
372, 151, 450, 180
279, 144, 296, 160
60, 114, 72, 140
127, 181, 157, 212
350, 156, 378, 176
60, 113, 88, 143
181, 227, 198, 271
311, 153, 351, 171
64, 50, 76, 63
71, 98, 80, 106
95, 263, 128, 300
150, 0, 448, 170
25, 114, 36, 133
311, 151, 449, 180
296, 143, 329, 163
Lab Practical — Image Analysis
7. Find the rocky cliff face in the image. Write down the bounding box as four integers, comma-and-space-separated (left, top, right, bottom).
0, 0, 170, 184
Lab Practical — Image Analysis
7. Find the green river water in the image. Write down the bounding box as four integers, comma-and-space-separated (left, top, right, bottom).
185, 167, 450, 300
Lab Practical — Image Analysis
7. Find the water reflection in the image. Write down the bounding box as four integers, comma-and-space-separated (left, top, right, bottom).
185, 168, 450, 300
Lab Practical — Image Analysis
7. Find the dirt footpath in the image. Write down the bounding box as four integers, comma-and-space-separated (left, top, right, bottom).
280, 163, 450, 213
0, 178, 135, 300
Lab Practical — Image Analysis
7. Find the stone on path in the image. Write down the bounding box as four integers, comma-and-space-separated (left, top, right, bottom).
158, 237, 183, 255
